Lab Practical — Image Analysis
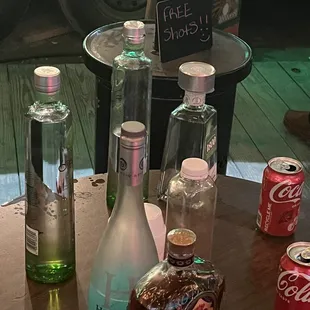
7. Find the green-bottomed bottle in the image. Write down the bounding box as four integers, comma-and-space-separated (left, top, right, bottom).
106, 20, 152, 209
25, 66, 75, 283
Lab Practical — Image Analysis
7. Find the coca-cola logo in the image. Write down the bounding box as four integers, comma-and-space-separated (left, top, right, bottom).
269, 180, 303, 204
277, 270, 310, 303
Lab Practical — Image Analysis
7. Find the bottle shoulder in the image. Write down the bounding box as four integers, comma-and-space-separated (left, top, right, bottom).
113, 54, 152, 70
168, 175, 217, 197
132, 259, 223, 308
26, 101, 71, 123
171, 104, 217, 123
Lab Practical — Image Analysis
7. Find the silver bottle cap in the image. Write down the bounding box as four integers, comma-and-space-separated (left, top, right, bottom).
121, 121, 146, 139
123, 20, 145, 44
178, 62, 216, 94
167, 228, 196, 257
34, 66, 61, 94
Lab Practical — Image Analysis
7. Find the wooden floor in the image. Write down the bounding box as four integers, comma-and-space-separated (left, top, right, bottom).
1, 57, 310, 204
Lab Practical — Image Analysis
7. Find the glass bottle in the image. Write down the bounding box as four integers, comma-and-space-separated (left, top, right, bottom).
88, 121, 158, 310
166, 158, 217, 261
25, 66, 75, 283
107, 20, 152, 209
157, 61, 217, 202
128, 228, 225, 310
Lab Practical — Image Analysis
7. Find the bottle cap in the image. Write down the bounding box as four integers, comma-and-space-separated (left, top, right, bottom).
123, 20, 145, 44
121, 121, 146, 138
180, 158, 209, 180
34, 66, 61, 94
178, 62, 215, 94
167, 228, 196, 257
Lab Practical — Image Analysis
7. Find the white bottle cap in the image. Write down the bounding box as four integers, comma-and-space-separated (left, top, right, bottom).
180, 158, 209, 180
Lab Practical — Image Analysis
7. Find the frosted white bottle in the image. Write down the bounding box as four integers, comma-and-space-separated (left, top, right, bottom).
88, 121, 158, 310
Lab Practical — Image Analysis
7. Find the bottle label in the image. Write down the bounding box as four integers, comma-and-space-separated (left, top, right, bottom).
26, 224, 39, 256
183, 92, 206, 106
186, 292, 217, 310
56, 155, 73, 198
204, 129, 217, 181
119, 144, 145, 187
168, 255, 194, 267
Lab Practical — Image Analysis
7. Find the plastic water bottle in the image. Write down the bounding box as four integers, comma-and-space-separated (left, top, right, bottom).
165, 158, 217, 260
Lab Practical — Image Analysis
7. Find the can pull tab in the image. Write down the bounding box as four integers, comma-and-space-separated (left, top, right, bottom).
286, 164, 297, 172
299, 247, 310, 263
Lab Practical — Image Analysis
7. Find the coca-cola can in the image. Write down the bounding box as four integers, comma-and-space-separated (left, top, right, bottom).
275, 242, 310, 310
257, 157, 304, 236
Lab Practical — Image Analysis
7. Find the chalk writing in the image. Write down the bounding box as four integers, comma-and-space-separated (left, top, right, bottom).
156, 0, 212, 62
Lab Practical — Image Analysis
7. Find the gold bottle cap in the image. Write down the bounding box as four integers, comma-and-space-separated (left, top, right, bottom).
167, 228, 196, 257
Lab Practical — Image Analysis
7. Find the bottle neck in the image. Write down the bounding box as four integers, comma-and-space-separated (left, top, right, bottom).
117, 138, 145, 201
36, 90, 60, 103
122, 37, 145, 58
183, 91, 206, 109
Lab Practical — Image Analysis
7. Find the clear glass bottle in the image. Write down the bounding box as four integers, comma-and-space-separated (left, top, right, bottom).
157, 61, 217, 202
107, 20, 152, 209
128, 228, 225, 310
25, 66, 75, 283
166, 158, 217, 261
89, 121, 158, 310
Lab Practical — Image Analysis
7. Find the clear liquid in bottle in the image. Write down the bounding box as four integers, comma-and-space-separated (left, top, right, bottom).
25, 66, 75, 284
107, 20, 152, 209
158, 62, 217, 202
165, 158, 217, 261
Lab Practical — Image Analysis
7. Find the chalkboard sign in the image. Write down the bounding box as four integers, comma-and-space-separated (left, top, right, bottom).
156, 0, 212, 63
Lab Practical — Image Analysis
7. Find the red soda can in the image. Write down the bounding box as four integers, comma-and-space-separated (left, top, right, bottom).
275, 242, 310, 310
257, 157, 304, 236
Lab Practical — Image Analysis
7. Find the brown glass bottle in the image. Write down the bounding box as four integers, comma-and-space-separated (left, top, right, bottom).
128, 228, 225, 310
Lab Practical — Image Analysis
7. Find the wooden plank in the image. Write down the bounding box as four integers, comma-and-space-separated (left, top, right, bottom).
241, 67, 310, 173
226, 156, 243, 180
235, 83, 291, 158
254, 62, 310, 111
238, 79, 310, 198
229, 115, 266, 183
65, 64, 96, 166
0, 65, 21, 203
8, 65, 93, 193
254, 48, 310, 62
254, 61, 310, 175
279, 61, 310, 98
